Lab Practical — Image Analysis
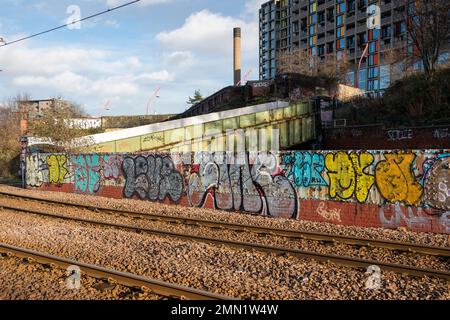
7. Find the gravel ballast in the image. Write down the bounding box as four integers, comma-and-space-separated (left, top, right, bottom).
0, 252, 162, 300
0, 196, 448, 272
0, 207, 448, 300
0, 185, 448, 248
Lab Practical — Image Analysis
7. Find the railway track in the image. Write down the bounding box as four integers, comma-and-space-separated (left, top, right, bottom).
0, 190, 448, 257
0, 200, 449, 282
0, 242, 234, 300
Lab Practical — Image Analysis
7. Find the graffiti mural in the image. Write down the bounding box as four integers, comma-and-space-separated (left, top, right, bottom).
24, 150, 450, 234
379, 203, 449, 233
122, 155, 183, 203
325, 152, 375, 203
188, 152, 298, 219
46, 155, 68, 185
375, 152, 423, 205
316, 202, 342, 223
72, 155, 101, 194
26, 154, 47, 187
283, 151, 327, 188
423, 155, 450, 210
100, 155, 121, 181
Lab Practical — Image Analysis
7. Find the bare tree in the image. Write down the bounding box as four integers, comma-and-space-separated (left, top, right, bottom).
405, 0, 450, 79
0, 95, 26, 178
277, 47, 349, 83
381, 45, 412, 81
277, 48, 311, 75
27, 102, 99, 153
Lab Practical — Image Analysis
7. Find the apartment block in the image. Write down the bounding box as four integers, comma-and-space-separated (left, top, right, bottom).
259, 0, 412, 93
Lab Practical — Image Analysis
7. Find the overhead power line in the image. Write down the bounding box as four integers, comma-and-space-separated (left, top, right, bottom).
0, 0, 141, 48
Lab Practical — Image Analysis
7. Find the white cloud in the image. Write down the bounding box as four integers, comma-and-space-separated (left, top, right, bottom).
0, 1, 264, 115
164, 51, 194, 67
156, 10, 259, 55
1, 43, 173, 100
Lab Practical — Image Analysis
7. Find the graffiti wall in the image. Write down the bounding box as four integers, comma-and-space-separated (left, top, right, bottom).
25, 150, 450, 234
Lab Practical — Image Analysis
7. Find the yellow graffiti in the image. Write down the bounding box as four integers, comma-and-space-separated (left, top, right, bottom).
375, 153, 423, 205
46, 155, 68, 184
325, 152, 375, 203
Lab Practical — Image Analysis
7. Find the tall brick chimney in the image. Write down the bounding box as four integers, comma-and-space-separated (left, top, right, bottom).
233, 27, 241, 86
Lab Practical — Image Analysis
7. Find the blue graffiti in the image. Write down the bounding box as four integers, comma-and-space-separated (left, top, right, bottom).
72, 155, 101, 194
283, 151, 327, 188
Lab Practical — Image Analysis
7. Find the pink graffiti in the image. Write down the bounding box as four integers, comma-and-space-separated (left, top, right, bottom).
101, 155, 121, 180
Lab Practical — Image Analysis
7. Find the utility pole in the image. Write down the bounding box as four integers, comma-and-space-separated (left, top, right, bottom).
0, 37, 5, 72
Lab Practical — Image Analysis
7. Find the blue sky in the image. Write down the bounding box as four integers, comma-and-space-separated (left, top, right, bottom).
0, 0, 265, 116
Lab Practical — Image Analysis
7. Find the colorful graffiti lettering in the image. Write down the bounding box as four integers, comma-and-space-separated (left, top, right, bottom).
188, 152, 298, 219
325, 152, 375, 203
283, 151, 327, 188
26, 154, 47, 187
424, 156, 450, 210
122, 155, 183, 203
24, 150, 450, 235
375, 153, 423, 206
100, 155, 121, 181
72, 155, 101, 194
46, 155, 68, 185
379, 203, 449, 233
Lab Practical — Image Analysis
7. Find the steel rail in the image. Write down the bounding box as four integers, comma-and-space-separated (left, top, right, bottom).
0, 242, 235, 300
0, 190, 448, 257
1, 202, 449, 282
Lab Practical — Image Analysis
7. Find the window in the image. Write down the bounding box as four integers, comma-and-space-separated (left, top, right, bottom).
368, 66, 378, 78
336, 39, 345, 50
380, 65, 390, 89
327, 41, 334, 53
368, 54, 379, 66
318, 44, 325, 56
336, 15, 344, 26
381, 25, 391, 38
368, 29, 379, 41
369, 41, 378, 54
347, 0, 355, 12
359, 69, 367, 89
318, 11, 325, 24
347, 35, 355, 48
368, 79, 379, 91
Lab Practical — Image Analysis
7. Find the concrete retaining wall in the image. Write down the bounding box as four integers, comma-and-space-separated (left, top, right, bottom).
25, 150, 450, 234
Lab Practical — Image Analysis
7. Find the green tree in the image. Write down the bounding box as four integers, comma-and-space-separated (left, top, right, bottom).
186, 90, 204, 107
